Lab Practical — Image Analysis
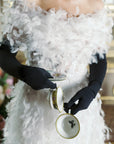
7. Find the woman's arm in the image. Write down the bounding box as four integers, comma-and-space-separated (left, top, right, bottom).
0, 39, 56, 90
0, 39, 21, 78
64, 53, 107, 114
88, 53, 107, 94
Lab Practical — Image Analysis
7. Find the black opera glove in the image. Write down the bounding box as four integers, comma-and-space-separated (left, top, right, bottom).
19, 65, 57, 90
0, 39, 56, 90
64, 85, 96, 115
64, 53, 107, 115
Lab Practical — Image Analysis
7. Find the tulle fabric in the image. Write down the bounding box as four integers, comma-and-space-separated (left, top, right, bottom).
1, 0, 114, 143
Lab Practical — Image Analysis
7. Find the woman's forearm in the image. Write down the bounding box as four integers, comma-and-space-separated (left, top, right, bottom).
88, 53, 107, 95
0, 45, 22, 79
0, 43, 56, 90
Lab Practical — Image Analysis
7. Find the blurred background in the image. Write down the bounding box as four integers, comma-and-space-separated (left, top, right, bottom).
0, 0, 114, 144
102, 1, 114, 144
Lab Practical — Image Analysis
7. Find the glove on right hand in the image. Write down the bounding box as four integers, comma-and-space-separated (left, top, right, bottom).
0, 38, 56, 90
19, 65, 57, 90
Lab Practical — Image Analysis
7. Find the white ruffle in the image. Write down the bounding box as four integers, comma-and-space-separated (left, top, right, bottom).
1, 1, 114, 144
3, 81, 111, 144
0, 3, 113, 82
1, 3, 113, 57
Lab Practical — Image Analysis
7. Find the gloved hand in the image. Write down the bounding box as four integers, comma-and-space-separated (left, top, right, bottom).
64, 53, 107, 115
64, 85, 96, 115
18, 65, 57, 90
0, 38, 56, 90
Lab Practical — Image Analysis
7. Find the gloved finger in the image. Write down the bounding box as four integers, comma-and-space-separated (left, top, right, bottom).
71, 99, 85, 115
40, 68, 53, 78
64, 103, 69, 113
64, 107, 69, 113
43, 79, 57, 89
45, 71, 53, 78
64, 103, 69, 109
71, 104, 82, 115
68, 92, 82, 108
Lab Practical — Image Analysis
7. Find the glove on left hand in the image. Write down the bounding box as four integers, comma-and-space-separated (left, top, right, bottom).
64, 53, 107, 115
64, 86, 95, 115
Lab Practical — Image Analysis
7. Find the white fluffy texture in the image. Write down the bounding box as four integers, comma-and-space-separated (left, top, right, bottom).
1, 1, 114, 144
0, 1, 113, 85
3, 81, 111, 144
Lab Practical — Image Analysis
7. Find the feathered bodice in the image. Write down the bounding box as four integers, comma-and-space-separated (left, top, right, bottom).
0, 2, 113, 86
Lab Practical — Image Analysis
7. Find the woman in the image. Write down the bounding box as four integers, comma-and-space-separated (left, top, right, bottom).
0, 0, 113, 143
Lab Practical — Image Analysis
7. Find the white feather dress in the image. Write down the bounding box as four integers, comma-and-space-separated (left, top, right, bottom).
0, 1, 114, 144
